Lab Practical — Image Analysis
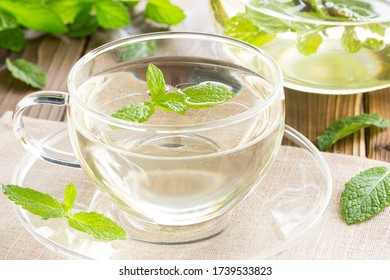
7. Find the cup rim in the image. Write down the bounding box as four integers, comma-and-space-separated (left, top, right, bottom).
67, 31, 284, 132
243, 0, 390, 26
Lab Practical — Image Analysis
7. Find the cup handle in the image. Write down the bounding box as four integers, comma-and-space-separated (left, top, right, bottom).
12, 91, 80, 168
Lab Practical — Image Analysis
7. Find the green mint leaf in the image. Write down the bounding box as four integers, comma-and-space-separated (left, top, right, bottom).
182, 83, 235, 109
0, 27, 25, 52
63, 183, 77, 213
225, 13, 276, 47
68, 4, 98, 38
68, 211, 127, 241
46, 0, 85, 24
95, 0, 130, 29
297, 31, 323, 56
316, 113, 390, 151
341, 166, 390, 224
369, 23, 386, 37
144, 0, 185, 26
6, 58, 46, 89
246, 8, 292, 34
0, 1, 67, 33
0, 9, 25, 52
362, 38, 385, 51
146, 63, 166, 98
112, 102, 155, 123
112, 64, 236, 123
154, 92, 187, 114
341, 27, 361, 53
120, 0, 140, 9
121, 41, 156, 61
2, 184, 67, 220
0, 9, 18, 31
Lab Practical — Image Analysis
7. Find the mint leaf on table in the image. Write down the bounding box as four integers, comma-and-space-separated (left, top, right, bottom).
94, 0, 130, 29
341, 166, 390, 224
144, 0, 185, 26
5, 58, 46, 89
112, 64, 236, 123
2, 184, 67, 220
68, 211, 127, 241
316, 113, 390, 151
112, 102, 155, 123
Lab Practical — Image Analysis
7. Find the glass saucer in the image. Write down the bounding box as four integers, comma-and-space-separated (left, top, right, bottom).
10, 125, 332, 259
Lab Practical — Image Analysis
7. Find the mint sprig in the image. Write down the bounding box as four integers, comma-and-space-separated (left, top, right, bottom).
341, 166, 390, 224
0, 0, 185, 88
316, 113, 390, 151
2, 183, 127, 241
112, 63, 236, 123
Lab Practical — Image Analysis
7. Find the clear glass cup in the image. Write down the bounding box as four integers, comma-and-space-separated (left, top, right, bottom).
13, 32, 285, 242
210, 0, 390, 94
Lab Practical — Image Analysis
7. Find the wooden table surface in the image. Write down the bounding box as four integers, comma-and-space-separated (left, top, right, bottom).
1, 15, 390, 163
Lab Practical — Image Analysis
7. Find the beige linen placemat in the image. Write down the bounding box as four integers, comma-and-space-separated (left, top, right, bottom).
1, 111, 390, 260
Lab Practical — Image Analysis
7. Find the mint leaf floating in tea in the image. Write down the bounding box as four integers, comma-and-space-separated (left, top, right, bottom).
341, 27, 361, 53
341, 166, 390, 224
316, 113, 390, 151
68, 212, 127, 241
182, 83, 235, 109
297, 31, 323, 56
112, 63, 236, 123
2, 184, 67, 220
219, 0, 388, 55
144, 0, 185, 26
112, 102, 155, 123
362, 38, 385, 51
5, 58, 46, 89
154, 92, 187, 114
2, 184, 127, 241
146, 63, 167, 98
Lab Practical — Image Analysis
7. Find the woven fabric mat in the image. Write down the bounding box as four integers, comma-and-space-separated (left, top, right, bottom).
1, 112, 390, 260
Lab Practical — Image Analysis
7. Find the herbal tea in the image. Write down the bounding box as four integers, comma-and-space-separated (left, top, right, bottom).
211, 0, 390, 93
69, 58, 284, 225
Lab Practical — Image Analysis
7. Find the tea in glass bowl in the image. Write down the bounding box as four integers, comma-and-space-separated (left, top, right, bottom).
210, 0, 390, 94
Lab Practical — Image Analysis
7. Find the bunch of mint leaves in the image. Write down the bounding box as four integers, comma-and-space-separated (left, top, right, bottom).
221, 0, 388, 56
0, 0, 185, 89
3, 183, 127, 241
315, 113, 390, 225
112, 63, 236, 123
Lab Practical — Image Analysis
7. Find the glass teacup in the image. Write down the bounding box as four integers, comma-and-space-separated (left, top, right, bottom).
13, 32, 285, 242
